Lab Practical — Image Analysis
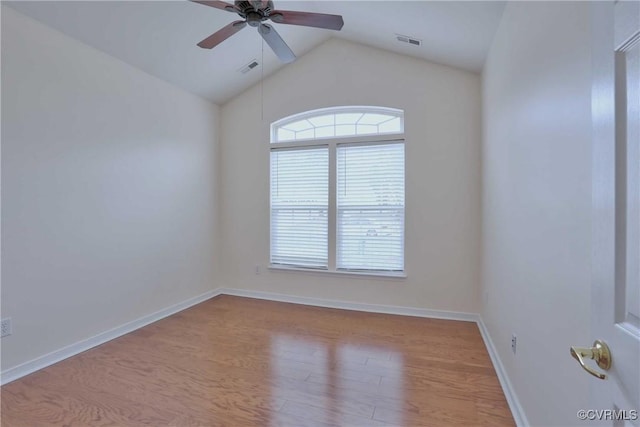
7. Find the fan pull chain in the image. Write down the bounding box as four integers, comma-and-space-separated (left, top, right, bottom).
261, 36, 264, 122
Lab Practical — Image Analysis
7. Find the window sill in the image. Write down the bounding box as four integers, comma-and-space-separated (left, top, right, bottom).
268, 264, 407, 279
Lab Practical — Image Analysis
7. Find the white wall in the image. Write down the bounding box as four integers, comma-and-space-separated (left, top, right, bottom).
1, 6, 220, 371
481, 2, 592, 425
220, 38, 481, 313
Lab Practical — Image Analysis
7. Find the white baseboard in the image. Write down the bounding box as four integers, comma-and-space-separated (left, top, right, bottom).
0, 289, 221, 386
477, 317, 529, 427
218, 287, 479, 322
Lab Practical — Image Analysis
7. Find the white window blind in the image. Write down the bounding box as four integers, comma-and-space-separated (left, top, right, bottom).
337, 143, 405, 271
270, 148, 328, 268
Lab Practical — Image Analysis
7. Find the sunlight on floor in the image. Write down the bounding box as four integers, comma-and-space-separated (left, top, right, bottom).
269, 334, 403, 426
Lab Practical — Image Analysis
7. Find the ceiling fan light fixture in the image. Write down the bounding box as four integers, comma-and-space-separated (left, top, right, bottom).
246, 11, 262, 27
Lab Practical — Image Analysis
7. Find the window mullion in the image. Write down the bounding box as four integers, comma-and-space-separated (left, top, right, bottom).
328, 141, 337, 271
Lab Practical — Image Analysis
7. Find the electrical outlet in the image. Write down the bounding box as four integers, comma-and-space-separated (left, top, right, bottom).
1, 318, 12, 338
255, 265, 261, 275
511, 334, 517, 354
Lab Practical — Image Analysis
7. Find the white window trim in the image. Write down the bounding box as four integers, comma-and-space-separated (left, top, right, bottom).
271, 134, 404, 150
268, 263, 407, 279
270, 109, 406, 278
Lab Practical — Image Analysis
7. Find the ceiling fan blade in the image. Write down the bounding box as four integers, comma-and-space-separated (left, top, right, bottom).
258, 24, 296, 64
269, 10, 344, 31
191, 0, 241, 14
197, 21, 247, 49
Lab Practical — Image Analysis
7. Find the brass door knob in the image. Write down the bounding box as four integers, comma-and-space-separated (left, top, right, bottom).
570, 340, 612, 380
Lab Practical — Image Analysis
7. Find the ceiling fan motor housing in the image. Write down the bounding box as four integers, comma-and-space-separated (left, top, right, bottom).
235, 1, 274, 17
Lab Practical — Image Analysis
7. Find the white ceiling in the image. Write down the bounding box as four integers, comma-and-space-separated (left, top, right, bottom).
5, 1, 505, 105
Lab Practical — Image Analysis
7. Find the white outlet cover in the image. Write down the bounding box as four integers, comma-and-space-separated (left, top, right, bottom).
1, 318, 12, 338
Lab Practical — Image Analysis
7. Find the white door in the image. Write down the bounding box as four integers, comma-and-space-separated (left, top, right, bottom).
588, 0, 640, 425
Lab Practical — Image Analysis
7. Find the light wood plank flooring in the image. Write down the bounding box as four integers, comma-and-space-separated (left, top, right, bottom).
1, 295, 514, 426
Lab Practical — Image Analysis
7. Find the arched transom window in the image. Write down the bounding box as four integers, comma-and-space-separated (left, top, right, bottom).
271, 106, 404, 143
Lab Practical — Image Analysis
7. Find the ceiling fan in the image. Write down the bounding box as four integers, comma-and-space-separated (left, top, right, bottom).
191, 1, 344, 64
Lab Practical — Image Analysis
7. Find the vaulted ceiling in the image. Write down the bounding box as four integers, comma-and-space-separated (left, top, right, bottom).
5, 1, 505, 104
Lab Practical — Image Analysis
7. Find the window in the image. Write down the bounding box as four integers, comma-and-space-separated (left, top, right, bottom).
337, 144, 404, 271
270, 148, 328, 268
270, 106, 405, 275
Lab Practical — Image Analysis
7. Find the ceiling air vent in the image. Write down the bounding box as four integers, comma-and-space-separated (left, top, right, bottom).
238, 60, 259, 74
396, 34, 422, 47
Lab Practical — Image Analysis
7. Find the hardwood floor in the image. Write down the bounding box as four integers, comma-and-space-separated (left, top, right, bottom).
0, 295, 514, 426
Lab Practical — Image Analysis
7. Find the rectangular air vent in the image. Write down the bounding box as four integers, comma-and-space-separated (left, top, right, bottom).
395, 34, 422, 47
238, 60, 259, 74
